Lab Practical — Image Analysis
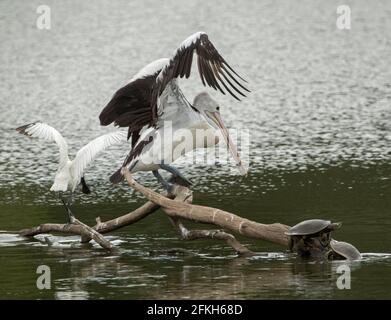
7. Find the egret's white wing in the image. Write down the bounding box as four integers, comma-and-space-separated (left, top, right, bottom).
71, 130, 128, 186
16, 122, 69, 168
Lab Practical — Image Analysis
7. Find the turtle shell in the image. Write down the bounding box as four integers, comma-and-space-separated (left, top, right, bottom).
285, 219, 340, 236
330, 240, 362, 260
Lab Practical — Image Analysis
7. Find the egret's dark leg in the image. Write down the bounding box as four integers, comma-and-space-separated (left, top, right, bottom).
152, 170, 174, 192
59, 193, 74, 223
67, 193, 74, 207
159, 163, 192, 186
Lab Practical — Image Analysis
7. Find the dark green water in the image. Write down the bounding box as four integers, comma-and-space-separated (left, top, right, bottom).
1, 166, 391, 299
1, 0, 391, 299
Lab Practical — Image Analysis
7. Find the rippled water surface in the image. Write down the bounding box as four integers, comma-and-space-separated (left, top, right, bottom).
0, 0, 391, 299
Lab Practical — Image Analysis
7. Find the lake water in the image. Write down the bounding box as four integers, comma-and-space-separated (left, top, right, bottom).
0, 0, 390, 299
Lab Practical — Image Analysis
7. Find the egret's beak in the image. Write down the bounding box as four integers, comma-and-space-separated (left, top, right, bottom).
206, 111, 248, 176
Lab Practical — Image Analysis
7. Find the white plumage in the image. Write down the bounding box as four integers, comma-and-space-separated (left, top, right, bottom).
16, 122, 128, 192
130, 58, 169, 82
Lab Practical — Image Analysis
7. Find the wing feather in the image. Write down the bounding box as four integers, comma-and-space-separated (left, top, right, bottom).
98, 32, 249, 151
72, 130, 128, 186
151, 32, 250, 120
16, 122, 69, 168
99, 58, 169, 147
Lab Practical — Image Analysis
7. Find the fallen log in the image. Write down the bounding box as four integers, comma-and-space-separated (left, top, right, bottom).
123, 170, 290, 247
18, 171, 291, 255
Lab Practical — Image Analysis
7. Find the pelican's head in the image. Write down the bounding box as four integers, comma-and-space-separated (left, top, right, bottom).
193, 92, 248, 176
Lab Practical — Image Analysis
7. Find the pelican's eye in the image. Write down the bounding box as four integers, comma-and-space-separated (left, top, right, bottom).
216, 106, 220, 111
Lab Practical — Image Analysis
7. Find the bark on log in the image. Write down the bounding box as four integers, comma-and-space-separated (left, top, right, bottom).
166, 187, 253, 256
123, 170, 290, 247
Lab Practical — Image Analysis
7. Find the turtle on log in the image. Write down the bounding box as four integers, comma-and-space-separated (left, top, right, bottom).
285, 219, 361, 260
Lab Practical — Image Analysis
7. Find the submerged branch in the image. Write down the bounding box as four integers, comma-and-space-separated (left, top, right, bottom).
169, 217, 254, 256
19, 217, 114, 251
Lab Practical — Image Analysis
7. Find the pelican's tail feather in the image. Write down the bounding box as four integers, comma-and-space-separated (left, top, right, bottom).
110, 168, 124, 184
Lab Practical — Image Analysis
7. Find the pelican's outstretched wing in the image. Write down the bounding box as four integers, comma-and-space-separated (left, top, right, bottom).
151, 32, 250, 120
99, 58, 169, 146
16, 122, 69, 168
71, 130, 128, 187
99, 33, 249, 147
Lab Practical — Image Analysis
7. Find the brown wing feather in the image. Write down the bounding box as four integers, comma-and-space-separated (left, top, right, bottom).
99, 72, 161, 148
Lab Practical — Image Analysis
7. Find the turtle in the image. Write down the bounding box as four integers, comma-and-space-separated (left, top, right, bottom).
329, 239, 362, 260
286, 219, 341, 237
285, 219, 342, 258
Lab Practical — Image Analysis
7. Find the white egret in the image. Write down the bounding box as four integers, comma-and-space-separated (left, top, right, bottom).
16, 122, 127, 221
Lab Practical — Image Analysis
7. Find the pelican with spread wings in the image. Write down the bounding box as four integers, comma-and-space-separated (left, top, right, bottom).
99, 32, 250, 190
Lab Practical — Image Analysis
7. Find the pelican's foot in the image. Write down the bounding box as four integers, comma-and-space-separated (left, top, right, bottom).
159, 163, 193, 187
168, 175, 192, 188
166, 183, 177, 195
153, 170, 176, 193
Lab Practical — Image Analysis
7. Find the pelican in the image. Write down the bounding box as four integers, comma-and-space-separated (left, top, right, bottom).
16, 122, 127, 221
99, 32, 250, 190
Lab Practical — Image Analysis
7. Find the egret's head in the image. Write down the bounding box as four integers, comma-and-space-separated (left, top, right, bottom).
193, 92, 248, 176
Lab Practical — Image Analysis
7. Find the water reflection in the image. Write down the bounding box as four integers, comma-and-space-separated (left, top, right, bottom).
1, 230, 391, 299
43, 250, 366, 299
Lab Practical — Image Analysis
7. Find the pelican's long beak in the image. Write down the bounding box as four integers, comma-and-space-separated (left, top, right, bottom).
206, 111, 248, 176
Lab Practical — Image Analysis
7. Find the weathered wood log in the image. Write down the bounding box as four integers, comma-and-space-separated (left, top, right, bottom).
17, 171, 290, 255
165, 185, 253, 256
80, 192, 178, 243
17, 188, 185, 250
169, 217, 254, 256
19, 216, 114, 251
81, 177, 252, 255
123, 169, 290, 247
